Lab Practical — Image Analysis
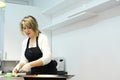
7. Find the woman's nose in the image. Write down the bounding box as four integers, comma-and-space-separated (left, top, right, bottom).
25, 28, 29, 32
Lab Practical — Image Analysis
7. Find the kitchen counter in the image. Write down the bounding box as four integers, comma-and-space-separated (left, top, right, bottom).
0, 75, 23, 80
0, 77, 24, 80
0, 74, 74, 80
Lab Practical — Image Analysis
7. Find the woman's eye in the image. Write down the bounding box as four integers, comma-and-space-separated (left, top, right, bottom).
28, 27, 31, 29
23, 27, 26, 30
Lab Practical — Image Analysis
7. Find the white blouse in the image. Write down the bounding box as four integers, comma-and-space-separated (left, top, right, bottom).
20, 33, 52, 65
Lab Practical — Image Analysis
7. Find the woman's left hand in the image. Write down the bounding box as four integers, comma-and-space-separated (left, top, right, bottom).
19, 63, 31, 72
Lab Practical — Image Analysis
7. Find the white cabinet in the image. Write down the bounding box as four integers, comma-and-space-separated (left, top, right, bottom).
3, 3, 50, 60
41, 0, 120, 31
0, 8, 4, 60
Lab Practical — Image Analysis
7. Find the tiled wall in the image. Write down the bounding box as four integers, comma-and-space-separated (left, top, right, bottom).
1, 61, 19, 73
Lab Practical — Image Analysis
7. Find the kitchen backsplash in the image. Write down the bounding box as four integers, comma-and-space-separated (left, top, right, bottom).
0, 57, 66, 73
1, 61, 19, 73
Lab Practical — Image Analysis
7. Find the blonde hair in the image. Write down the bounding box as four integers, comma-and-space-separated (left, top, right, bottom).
20, 15, 40, 35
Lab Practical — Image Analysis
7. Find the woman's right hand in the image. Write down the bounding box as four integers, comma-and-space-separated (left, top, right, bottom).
12, 68, 18, 76
12, 64, 21, 76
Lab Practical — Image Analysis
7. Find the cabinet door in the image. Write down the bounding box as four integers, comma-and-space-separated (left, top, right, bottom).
3, 3, 26, 60
3, 3, 49, 60
0, 9, 4, 60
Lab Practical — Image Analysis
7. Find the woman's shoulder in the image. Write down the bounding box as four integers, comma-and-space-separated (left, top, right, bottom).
22, 38, 29, 45
39, 33, 48, 39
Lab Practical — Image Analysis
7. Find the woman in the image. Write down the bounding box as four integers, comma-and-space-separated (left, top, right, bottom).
12, 15, 57, 77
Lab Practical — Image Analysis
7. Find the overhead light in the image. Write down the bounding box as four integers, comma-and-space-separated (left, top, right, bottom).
0, 1, 6, 8
116, 0, 120, 1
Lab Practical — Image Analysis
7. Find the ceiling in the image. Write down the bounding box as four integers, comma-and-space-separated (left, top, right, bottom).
5, 0, 33, 5
3, 0, 120, 17
33, 0, 92, 11
4, 0, 91, 11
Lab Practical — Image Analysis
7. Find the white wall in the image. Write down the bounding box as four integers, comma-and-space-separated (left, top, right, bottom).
52, 5, 120, 80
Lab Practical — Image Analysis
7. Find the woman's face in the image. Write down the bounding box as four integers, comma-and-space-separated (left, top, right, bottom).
22, 25, 35, 38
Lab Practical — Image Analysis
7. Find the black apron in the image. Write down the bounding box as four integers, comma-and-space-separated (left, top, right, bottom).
25, 36, 57, 75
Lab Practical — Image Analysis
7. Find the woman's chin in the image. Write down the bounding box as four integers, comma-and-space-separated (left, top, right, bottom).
26, 35, 31, 38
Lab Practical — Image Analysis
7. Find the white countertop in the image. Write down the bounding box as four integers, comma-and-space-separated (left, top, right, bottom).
0, 74, 74, 80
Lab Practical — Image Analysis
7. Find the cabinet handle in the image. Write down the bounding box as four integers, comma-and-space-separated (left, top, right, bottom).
5, 52, 7, 59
